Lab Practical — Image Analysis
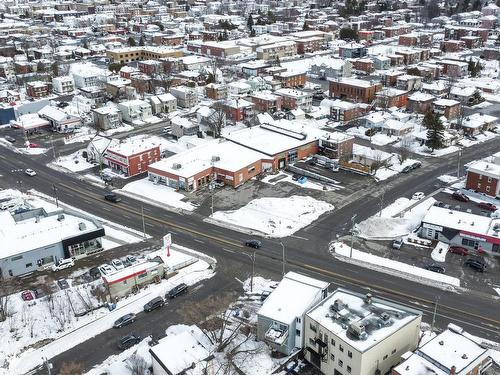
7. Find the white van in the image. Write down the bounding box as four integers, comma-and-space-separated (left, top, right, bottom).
0, 199, 21, 211
51, 258, 75, 272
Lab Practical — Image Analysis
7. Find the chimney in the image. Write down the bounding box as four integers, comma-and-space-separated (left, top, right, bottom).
450, 366, 456, 375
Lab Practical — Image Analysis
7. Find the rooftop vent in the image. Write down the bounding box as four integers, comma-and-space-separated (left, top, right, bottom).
348, 322, 367, 340
439, 340, 444, 346
364, 293, 372, 304
172, 163, 182, 170
79, 222, 86, 231
462, 354, 468, 360
381, 312, 390, 321
212, 155, 220, 162
57, 214, 65, 221
331, 299, 345, 312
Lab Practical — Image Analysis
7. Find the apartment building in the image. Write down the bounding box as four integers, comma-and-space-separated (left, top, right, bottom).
205, 83, 227, 100
106, 47, 183, 64
26, 81, 52, 98
92, 106, 121, 131
52, 76, 75, 95
329, 78, 382, 103
465, 153, 500, 198
275, 88, 313, 112
250, 92, 282, 113
149, 93, 177, 114
105, 141, 161, 177
256, 41, 297, 60
432, 99, 461, 119
170, 86, 198, 108
273, 71, 306, 88
117, 99, 153, 123
304, 289, 422, 375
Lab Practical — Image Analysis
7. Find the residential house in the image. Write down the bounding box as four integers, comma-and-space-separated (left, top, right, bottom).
105, 139, 161, 177
170, 86, 198, 108
170, 116, 199, 138
250, 92, 282, 113
309, 58, 352, 80
304, 289, 422, 375
257, 272, 329, 355
465, 153, 500, 198
373, 56, 391, 70
149, 93, 177, 115
432, 99, 461, 119
339, 43, 367, 58
377, 88, 409, 109
396, 75, 421, 91
26, 81, 52, 98
393, 324, 492, 375
273, 71, 307, 88
256, 41, 297, 60
320, 99, 367, 124
227, 81, 252, 97
318, 132, 355, 160
440, 60, 468, 77
92, 106, 121, 131
86, 135, 119, 165
205, 83, 227, 100
407, 92, 435, 113
275, 88, 313, 112
52, 76, 75, 95
117, 99, 153, 123
222, 98, 255, 122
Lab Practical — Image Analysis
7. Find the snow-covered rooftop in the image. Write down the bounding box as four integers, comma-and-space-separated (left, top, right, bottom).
422, 206, 496, 236
307, 289, 421, 353
106, 136, 161, 157
258, 272, 329, 324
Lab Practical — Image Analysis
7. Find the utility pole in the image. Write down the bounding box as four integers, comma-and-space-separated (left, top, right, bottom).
350, 214, 357, 258
378, 186, 385, 217
431, 297, 439, 333
280, 242, 286, 277
52, 184, 59, 208
141, 205, 146, 239
457, 149, 462, 179
43, 357, 52, 375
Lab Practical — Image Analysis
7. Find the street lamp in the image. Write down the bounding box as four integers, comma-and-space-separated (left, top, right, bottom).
280, 242, 286, 277
457, 149, 462, 179
243, 251, 256, 293
350, 214, 357, 258
52, 184, 59, 208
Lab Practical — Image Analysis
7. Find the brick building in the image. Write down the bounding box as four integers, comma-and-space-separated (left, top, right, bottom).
407, 92, 435, 114
296, 37, 323, 54
275, 88, 313, 112
250, 92, 282, 113
432, 98, 461, 119
222, 99, 254, 122
273, 71, 306, 88
26, 81, 52, 98
329, 78, 382, 103
465, 155, 500, 198
105, 141, 161, 177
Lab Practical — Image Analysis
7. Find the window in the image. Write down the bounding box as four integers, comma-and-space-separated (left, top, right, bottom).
248, 166, 256, 173
383, 355, 388, 360
309, 338, 315, 345
330, 353, 335, 361
296, 317, 301, 323
310, 323, 317, 332
479, 174, 483, 180
26, 263, 32, 268
477, 183, 481, 189
348, 351, 352, 358
138, 272, 148, 279
488, 177, 492, 183
462, 238, 477, 248
338, 360, 343, 367
339, 344, 344, 352
331, 338, 335, 346
486, 186, 491, 192
11, 255, 23, 261
347, 366, 352, 373
296, 329, 301, 336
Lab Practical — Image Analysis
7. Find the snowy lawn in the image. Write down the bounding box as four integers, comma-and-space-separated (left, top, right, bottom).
431, 242, 449, 263
51, 150, 95, 172
438, 174, 460, 184
355, 197, 436, 240
374, 156, 420, 182
208, 195, 334, 237
331, 242, 460, 288
119, 178, 197, 212
346, 127, 398, 146
8, 251, 215, 374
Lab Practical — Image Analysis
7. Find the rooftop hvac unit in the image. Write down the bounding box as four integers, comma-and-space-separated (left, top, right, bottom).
330, 299, 344, 312
380, 312, 391, 321
212, 155, 220, 162
57, 214, 65, 221
79, 222, 86, 231
348, 321, 366, 339
172, 163, 182, 170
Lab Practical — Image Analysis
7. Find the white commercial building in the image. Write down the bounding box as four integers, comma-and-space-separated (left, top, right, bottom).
304, 289, 422, 375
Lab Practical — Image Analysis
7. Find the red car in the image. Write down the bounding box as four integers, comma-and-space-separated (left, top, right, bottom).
28, 143, 39, 148
452, 192, 470, 202
478, 202, 497, 212
449, 246, 469, 256
21, 290, 34, 301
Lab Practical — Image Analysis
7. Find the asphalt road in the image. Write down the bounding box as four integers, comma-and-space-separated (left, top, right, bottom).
0, 137, 499, 372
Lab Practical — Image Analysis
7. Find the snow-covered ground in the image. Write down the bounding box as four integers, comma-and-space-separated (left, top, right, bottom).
8, 249, 215, 374
51, 149, 95, 172
374, 156, 420, 181
346, 126, 398, 146
355, 197, 436, 240
438, 174, 459, 184
261, 172, 340, 191
331, 242, 460, 288
208, 195, 334, 237
431, 242, 449, 262
63, 125, 135, 144
119, 178, 197, 212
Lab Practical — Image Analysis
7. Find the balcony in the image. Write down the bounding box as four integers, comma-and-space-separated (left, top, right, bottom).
264, 326, 289, 346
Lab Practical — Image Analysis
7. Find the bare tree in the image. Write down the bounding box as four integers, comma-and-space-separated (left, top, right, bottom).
208, 101, 227, 138
397, 136, 413, 163
125, 353, 148, 375
370, 151, 388, 175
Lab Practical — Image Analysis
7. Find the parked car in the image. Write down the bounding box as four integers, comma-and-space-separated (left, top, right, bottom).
452, 192, 469, 202
402, 165, 412, 173
433, 201, 445, 207
392, 238, 403, 250
292, 174, 301, 181
426, 264, 445, 273
478, 202, 497, 212
412, 192, 425, 200
113, 313, 136, 328
244, 239, 262, 249
111, 259, 124, 270
260, 290, 271, 301
57, 279, 70, 290
166, 283, 188, 299
124, 255, 138, 266
118, 334, 141, 350
51, 258, 75, 272
449, 246, 469, 256
104, 193, 121, 203
464, 259, 486, 272
98, 264, 115, 275
4, 135, 15, 143
411, 161, 422, 169
28, 143, 39, 148
21, 290, 34, 301
297, 176, 308, 184
25, 168, 36, 177
144, 296, 165, 312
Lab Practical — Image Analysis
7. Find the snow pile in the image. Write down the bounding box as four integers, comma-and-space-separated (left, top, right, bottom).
431, 242, 449, 262
331, 242, 460, 288
374, 157, 420, 182
51, 150, 95, 172
355, 197, 436, 239
119, 178, 197, 212
438, 174, 459, 184
209, 195, 334, 237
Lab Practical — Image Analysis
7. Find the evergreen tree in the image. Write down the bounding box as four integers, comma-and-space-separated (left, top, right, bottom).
139, 36, 145, 46
424, 111, 445, 151
128, 37, 137, 47
339, 27, 359, 41
247, 14, 254, 30
303, 22, 310, 30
